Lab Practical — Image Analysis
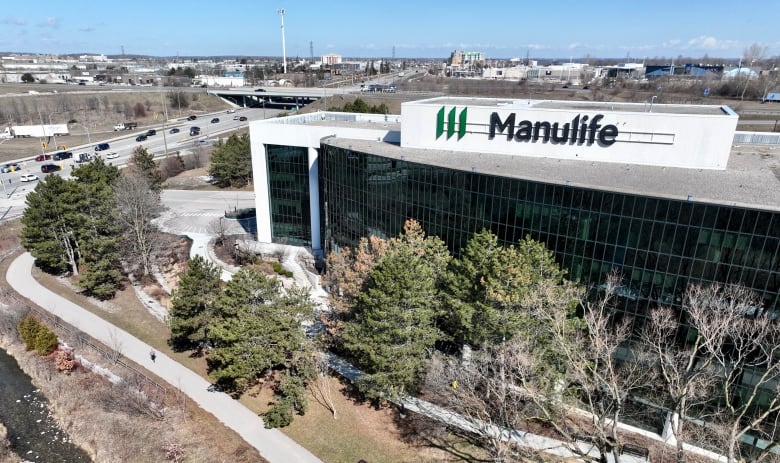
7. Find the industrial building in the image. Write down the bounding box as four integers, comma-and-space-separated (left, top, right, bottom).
249, 97, 779, 318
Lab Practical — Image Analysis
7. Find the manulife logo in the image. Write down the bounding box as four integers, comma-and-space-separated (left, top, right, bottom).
435, 107, 468, 140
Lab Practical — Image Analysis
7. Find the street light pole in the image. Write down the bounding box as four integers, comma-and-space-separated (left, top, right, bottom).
159, 78, 169, 156
48, 112, 58, 151
278, 9, 287, 74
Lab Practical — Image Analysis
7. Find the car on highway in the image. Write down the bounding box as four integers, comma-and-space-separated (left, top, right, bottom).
20, 173, 39, 182
226, 109, 236, 114
105, 152, 120, 160
146, 129, 157, 136
34, 154, 52, 162
170, 127, 180, 134
187, 115, 197, 121
238, 116, 247, 121
41, 164, 61, 173
211, 117, 220, 123
135, 134, 148, 142
94, 142, 110, 151
1, 163, 21, 173
53, 151, 73, 161
190, 126, 201, 136
254, 88, 266, 92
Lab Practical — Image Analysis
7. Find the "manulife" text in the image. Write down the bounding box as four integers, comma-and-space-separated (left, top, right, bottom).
488, 113, 619, 146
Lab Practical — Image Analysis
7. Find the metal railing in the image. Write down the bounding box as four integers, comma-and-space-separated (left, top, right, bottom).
0, 266, 166, 393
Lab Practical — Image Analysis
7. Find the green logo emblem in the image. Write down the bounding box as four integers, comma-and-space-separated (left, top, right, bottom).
436, 107, 468, 140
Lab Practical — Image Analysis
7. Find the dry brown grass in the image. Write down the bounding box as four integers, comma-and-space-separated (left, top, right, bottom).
0, 335, 264, 463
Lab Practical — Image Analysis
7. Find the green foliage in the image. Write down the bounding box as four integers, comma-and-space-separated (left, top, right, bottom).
21, 175, 79, 274
441, 231, 581, 348
328, 97, 389, 114
18, 315, 58, 355
129, 146, 163, 192
208, 134, 252, 188
206, 268, 314, 395
22, 158, 123, 299
271, 262, 293, 278
72, 159, 123, 299
341, 247, 441, 399
18, 315, 41, 351
21, 72, 35, 83
169, 256, 222, 351
263, 364, 314, 428
34, 327, 59, 355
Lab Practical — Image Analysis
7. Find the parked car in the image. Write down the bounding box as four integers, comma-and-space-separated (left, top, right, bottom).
94, 142, 110, 151
170, 127, 180, 134
211, 117, 220, 123
41, 164, 61, 173
34, 154, 52, 162
187, 115, 197, 121
146, 129, 157, 136
1, 163, 20, 173
105, 152, 120, 160
239, 116, 247, 121
136, 134, 148, 142
20, 173, 39, 182
53, 151, 73, 161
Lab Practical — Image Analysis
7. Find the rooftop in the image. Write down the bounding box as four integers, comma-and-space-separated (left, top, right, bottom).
408, 96, 733, 116
324, 136, 780, 212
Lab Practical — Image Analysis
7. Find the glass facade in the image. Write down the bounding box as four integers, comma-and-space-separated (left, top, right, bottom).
319, 145, 779, 319
266, 144, 311, 247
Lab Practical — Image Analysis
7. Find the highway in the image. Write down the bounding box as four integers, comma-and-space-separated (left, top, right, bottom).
0, 106, 282, 222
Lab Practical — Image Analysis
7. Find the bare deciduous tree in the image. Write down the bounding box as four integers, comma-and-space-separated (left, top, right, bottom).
644, 284, 780, 463
309, 357, 337, 419
114, 168, 166, 276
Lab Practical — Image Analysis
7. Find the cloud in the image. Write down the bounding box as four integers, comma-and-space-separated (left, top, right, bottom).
79, 26, 96, 32
684, 35, 739, 50
2, 16, 27, 26
38, 17, 60, 29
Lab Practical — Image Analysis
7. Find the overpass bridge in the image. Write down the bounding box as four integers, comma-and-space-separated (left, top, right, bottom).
208, 87, 353, 110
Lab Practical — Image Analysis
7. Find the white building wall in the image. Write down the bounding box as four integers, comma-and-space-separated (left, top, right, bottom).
249, 112, 400, 249
401, 98, 738, 170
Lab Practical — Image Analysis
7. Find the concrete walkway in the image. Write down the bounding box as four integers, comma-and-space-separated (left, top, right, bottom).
6, 252, 322, 463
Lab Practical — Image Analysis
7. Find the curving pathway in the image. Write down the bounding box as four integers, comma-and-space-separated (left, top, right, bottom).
6, 252, 322, 463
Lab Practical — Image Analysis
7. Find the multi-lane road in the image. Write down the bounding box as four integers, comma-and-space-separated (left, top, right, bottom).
0, 106, 281, 221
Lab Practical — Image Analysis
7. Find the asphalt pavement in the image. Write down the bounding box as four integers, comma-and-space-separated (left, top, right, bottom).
6, 252, 322, 463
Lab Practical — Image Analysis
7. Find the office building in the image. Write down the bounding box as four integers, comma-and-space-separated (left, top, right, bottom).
249, 97, 779, 317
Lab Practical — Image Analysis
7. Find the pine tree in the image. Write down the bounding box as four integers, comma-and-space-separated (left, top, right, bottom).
440, 229, 503, 347
72, 159, 123, 299
206, 268, 314, 394
169, 256, 222, 351
208, 134, 252, 188
129, 145, 163, 192
341, 247, 441, 399
21, 175, 81, 275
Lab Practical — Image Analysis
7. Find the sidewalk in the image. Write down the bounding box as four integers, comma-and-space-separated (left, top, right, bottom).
7, 252, 322, 463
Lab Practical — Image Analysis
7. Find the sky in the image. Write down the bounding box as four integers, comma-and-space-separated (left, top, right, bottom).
1, 0, 778, 61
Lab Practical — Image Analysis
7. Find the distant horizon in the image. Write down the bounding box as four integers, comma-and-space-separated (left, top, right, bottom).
0, 51, 763, 66
1, 0, 777, 60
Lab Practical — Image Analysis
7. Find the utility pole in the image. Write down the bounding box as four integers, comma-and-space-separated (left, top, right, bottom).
278, 9, 287, 74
